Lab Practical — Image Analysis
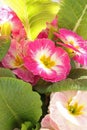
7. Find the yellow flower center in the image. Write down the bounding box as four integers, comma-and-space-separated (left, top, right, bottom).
70, 40, 79, 49
69, 40, 74, 45
0, 22, 12, 36
40, 55, 55, 68
14, 55, 23, 67
67, 37, 79, 49
67, 100, 84, 115
65, 37, 79, 57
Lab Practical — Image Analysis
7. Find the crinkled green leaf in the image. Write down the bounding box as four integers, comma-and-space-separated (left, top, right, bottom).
58, 0, 87, 39
2, 0, 59, 40
0, 77, 42, 130
0, 68, 16, 78
0, 36, 10, 61
21, 121, 33, 130
68, 68, 87, 79
21, 121, 40, 130
35, 78, 87, 94
32, 123, 40, 130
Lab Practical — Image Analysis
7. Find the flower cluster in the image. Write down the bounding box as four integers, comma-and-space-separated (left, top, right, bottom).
1, 6, 87, 85
0, 5, 87, 130
0, 6, 72, 84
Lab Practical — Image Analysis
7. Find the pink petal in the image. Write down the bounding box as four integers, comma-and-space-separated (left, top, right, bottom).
0, 6, 13, 24
57, 28, 83, 42
13, 67, 39, 85
37, 30, 48, 39
41, 114, 59, 130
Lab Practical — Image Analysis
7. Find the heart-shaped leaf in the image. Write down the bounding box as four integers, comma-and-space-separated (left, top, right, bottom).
0, 77, 42, 130
2, 0, 59, 40
0, 36, 10, 61
68, 68, 87, 79
58, 0, 87, 39
0, 68, 16, 78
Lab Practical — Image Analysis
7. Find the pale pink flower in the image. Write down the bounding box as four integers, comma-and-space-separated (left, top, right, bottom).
0, 6, 13, 24
41, 91, 87, 130
24, 38, 71, 82
2, 39, 39, 85
55, 28, 87, 65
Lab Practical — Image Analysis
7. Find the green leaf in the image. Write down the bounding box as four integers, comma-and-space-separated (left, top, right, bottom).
33, 123, 40, 130
35, 78, 87, 94
21, 121, 40, 130
21, 121, 33, 130
0, 77, 42, 130
58, 0, 87, 39
32, 123, 40, 130
0, 36, 10, 61
2, 0, 59, 39
0, 68, 16, 78
68, 68, 87, 79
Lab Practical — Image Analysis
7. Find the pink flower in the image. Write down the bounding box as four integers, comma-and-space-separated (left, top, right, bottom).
2, 39, 39, 85
0, 6, 13, 24
0, 6, 39, 85
0, 6, 26, 40
24, 38, 71, 82
41, 91, 87, 130
11, 12, 26, 40
55, 28, 87, 65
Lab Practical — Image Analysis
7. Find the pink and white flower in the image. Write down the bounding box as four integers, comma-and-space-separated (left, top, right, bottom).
24, 38, 71, 82
0, 6, 38, 84
2, 39, 39, 85
0, 6, 26, 40
40, 91, 87, 130
55, 28, 87, 66
0, 6, 13, 24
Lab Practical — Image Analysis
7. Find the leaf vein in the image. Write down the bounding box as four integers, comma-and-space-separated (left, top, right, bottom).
73, 4, 87, 32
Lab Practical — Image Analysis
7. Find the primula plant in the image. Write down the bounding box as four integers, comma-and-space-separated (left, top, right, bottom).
0, 0, 87, 130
